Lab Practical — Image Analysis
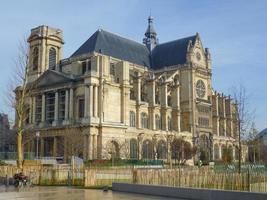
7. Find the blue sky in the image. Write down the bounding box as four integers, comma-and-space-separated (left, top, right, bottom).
0, 0, 266, 131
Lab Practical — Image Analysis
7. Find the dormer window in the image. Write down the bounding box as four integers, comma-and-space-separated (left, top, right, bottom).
32, 47, 39, 71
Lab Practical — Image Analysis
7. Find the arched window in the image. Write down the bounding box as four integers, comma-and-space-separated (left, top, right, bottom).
49, 47, 56, 69
168, 116, 172, 131
141, 112, 148, 129
130, 139, 138, 159
155, 114, 161, 130
129, 111, 136, 127
32, 47, 39, 70
157, 140, 167, 159
214, 144, 220, 160
142, 140, 153, 159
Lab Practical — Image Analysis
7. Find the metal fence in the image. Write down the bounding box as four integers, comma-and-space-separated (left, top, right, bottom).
0, 152, 35, 160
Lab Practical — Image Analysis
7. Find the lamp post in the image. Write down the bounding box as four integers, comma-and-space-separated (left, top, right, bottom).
36, 131, 40, 160
146, 140, 149, 166
111, 137, 115, 167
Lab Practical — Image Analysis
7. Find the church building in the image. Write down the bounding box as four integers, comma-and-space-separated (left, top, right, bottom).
21, 16, 240, 163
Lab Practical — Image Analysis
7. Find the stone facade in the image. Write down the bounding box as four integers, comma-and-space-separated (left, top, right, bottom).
20, 18, 241, 163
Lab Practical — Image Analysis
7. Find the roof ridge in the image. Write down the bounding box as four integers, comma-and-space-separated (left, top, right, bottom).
156, 35, 197, 47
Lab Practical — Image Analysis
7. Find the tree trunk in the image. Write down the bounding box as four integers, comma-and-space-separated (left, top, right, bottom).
238, 121, 242, 174
17, 131, 23, 169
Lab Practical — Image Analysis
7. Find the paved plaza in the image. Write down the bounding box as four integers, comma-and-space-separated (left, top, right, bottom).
0, 186, 179, 200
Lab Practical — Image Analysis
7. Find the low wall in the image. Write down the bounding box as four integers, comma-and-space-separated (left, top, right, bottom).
112, 183, 267, 200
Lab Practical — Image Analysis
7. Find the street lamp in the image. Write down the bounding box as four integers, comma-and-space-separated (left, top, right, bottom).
146, 140, 149, 166
36, 131, 40, 160
111, 137, 115, 167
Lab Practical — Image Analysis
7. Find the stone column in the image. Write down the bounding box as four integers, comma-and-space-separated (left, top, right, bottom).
89, 85, 93, 117
147, 79, 155, 106
216, 95, 220, 136
87, 134, 93, 160
161, 83, 168, 107
64, 89, 69, 121
29, 97, 32, 124
32, 96, 36, 124
219, 144, 222, 159
53, 91, 59, 126
136, 107, 140, 129
64, 137, 68, 163
223, 97, 227, 136
40, 137, 44, 157
136, 75, 141, 103
149, 109, 155, 130
161, 109, 168, 131
83, 135, 88, 160
41, 93, 46, 123
53, 137, 57, 157
84, 85, 89, 119
69, 88, 74, 121
172, 84, 180, 132
138, 139, 143, 159
93, 85, 98, 117
93, 134, 98, 159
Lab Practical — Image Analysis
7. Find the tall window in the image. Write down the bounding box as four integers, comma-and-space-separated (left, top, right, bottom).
35, 95, 42, 123
129, 111, 136, 127
78, 98, 85, 118
82, 61, 87, 74
58, 91, 66, 121
45, 92, 55, 124
32, 47, 39, 70
130, 139, 138, 159
88, 60, 92, 71
155, 114, 161, 130
110, 63, 115, 76
141, 112, 148, 129
168, 116, 172, 131
49, 47, 56, 69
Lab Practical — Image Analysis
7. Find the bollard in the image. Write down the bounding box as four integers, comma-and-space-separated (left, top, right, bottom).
5, 175, 9, 187
68, 171, 71, 186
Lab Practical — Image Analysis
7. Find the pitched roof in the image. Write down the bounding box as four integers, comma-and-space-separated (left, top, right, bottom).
71, 29, 197, 69
151, 35, 197, 69
71, 29, 151, 67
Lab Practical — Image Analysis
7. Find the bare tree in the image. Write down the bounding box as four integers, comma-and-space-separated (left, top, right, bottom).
171, 137, 196, 165
231, 84, 254, 173
247, 122, 259, 163
7, 38, 32, 169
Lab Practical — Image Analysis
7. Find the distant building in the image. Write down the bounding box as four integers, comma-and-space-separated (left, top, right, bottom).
256, 128, 267, 162
0, 113, 16, 159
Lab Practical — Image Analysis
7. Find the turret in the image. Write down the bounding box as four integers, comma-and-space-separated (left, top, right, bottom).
143, 16, 158, 52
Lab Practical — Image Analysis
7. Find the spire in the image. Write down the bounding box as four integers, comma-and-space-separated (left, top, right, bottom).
143, 15, 158, 52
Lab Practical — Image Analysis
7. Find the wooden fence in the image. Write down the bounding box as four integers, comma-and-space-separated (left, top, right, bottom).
0, 165, 266, 192
133, 168, 267, 192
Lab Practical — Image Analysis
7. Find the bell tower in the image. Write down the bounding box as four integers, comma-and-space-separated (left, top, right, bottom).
143, 16, 158, 52
27, 25, 64, 82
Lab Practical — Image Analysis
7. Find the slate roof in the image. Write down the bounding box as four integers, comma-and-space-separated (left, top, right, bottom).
71, 30, 151, 67
71, 29, 197, 69
151, 36, 197, 70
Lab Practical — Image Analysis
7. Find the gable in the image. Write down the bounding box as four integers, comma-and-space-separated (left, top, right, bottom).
35, 70, 74, 88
